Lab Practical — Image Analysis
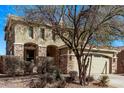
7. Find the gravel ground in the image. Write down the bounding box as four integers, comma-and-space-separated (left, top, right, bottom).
0, 80, 113, 88
0, 75, 39, 88
0, 75, 114, 88
65, 82, 113, 88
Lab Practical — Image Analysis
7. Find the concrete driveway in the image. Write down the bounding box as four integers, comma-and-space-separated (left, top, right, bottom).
108, 74, 124, 88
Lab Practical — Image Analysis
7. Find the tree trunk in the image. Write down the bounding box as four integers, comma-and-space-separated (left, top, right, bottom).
82, 67, 87, 86
76, 56, 83, 85
87, 55, 92, 85
79, 67, 83, 85
76, 55, 89, 86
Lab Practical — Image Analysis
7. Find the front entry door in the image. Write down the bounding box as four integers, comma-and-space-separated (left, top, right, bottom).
25, 49, 35, 61
24, 43, 38, 62
47, 45, 59, 67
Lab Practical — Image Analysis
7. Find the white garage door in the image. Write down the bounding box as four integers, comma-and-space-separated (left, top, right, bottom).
69, 55, 110, 75
90, 55, 110, 75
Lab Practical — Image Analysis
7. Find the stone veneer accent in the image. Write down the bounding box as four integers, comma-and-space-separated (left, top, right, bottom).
14, 44, 24, 59
111, 58, 117, 73
14, 44, 47, 59
59, 48, 68, 73
117, 50, 124, 73
59, 55, 68, 74
59, 48, 78, 74
38, 46, 46, 57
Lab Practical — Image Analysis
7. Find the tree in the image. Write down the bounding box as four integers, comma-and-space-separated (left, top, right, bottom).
20, 5, 124, 85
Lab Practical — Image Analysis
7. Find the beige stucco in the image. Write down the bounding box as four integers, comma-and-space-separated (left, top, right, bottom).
14, 24, 64, 47
65, 48, 118, 75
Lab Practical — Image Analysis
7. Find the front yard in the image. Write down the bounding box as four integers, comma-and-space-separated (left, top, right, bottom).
0, 74, 114, 88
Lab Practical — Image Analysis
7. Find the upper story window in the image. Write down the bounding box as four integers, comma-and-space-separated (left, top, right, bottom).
40, 28, 45, 39
69, 49, 72, 54
29, 26, 33, 38
69, 55, 72, 61
52, 30, 57, 41
52, 32, 56, 41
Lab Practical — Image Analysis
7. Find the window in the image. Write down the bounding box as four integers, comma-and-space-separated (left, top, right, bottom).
52, 32, 56, 41
29, 27, 33, 38
69, 49, 72, 54
69, 55, 72, 61
40, 28, 45, 39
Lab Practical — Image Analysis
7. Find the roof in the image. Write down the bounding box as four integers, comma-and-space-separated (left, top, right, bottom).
4, 14, 52, 40
5, 14, 51, 32
59, 45, 118, 53
116, 46, 124, 51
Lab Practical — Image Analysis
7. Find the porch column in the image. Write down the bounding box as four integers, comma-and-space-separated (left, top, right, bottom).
112, 57, 117, 74
38, 46, 46, 57
14, 43, 24, 59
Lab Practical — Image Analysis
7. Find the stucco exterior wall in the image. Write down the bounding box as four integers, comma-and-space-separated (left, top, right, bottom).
67, 55, 78, 73
64, 48, 118, 75
14, 24, 64, 47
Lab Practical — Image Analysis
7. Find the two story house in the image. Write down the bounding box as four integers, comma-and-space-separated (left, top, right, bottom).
4, 15, 118, 75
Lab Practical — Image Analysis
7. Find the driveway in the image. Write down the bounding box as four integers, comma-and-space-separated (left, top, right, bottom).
108, 74, 124, 88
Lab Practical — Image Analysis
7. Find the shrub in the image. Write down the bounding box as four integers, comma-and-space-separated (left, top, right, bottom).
36, 56, 46, 73
4, 56, 25, 76
58, 81, 66, 88
65, 71, 78, 83
86, 76, 94, 82
29, 73, 66, 88
29, 77, 47, 88
29, 57, 66, 88
69, 71, 78, 81
2, 56, 36, 76
37, 57, 53, 74
24, 60, 35, 74
98, 75, 109, 87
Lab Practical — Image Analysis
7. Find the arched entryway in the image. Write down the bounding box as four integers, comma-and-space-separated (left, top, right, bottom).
47, 45, 59, 66
24, 43, 38, 61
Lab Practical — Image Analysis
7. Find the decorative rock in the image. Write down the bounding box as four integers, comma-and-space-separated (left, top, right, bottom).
33, 66, 38, 73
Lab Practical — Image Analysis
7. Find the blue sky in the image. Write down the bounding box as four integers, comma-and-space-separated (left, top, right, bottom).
0, 5, 17, 55
0, 5, 124, 55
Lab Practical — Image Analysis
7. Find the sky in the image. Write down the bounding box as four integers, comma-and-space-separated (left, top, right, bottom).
0, 5, 17, 55
0, 5, 124, 55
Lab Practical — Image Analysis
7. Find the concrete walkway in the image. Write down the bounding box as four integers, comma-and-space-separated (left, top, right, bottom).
108, 74, 124, 88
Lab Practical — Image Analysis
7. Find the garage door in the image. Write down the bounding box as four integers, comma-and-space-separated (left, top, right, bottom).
90, 55, 110, 75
